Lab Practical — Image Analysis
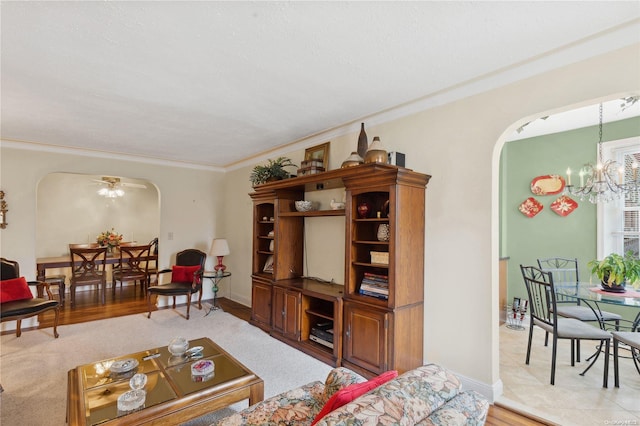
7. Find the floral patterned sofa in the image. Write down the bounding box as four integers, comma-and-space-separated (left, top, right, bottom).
213, 364, 489, 426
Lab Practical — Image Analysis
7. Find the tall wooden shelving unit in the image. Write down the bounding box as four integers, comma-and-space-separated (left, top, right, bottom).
249, 163, 430, 376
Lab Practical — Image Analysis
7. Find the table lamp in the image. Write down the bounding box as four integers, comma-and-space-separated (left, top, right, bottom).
210, 238, 230, 273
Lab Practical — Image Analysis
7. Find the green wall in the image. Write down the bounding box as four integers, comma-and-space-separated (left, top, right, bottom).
501, 117, 640, 315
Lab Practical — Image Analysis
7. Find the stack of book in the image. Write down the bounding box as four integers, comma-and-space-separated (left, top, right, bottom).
359, 272, 389, 300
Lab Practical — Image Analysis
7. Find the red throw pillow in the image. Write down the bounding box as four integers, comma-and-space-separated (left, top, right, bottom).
171, 265, 200, 283
311, 370, 398, 425
0, 276, 34, 303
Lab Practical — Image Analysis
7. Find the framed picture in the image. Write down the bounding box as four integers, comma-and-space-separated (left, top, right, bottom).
304, 142, 330, 166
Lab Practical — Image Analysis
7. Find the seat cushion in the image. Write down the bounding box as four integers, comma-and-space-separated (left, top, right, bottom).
0, 277, 34, 303
546, 318, 613, 340
148, 281, 199, 295
612, 331, 640, 349
1, 298, 58, 318
555, 305, 621, 321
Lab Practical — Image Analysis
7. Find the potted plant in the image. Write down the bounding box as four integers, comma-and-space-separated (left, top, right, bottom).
249, 157, 297, 186
587, 251, 640, 292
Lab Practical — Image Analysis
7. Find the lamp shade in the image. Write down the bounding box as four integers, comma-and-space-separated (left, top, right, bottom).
210, 238, 230, 257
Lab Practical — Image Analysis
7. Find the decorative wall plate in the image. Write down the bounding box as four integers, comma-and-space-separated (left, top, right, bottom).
518, 197, 543, 218
530, 175, 565, 195
550, 195, 578, 216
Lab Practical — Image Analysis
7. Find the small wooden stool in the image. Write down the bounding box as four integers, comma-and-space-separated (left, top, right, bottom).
44, 274, 66, 306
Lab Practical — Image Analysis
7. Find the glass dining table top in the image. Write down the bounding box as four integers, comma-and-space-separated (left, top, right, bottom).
555, 281, 640, 308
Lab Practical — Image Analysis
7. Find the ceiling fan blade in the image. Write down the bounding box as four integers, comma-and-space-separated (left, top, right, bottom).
121, 182, 147, 189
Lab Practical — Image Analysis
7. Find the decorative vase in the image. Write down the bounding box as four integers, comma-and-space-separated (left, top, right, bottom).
365, 136, 388, 164
341, 152, 364, 168
377, 224, 390, 242
357, 202, 371, 218
357, 123, 368, 159
600, 280, 626, 293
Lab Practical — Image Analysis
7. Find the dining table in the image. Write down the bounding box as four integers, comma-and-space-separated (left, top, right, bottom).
555, 281, 640, 322
36, 251, 157, 303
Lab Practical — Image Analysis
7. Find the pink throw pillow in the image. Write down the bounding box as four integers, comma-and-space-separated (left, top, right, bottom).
311, 370, 398, 425
0, 276, 34, 303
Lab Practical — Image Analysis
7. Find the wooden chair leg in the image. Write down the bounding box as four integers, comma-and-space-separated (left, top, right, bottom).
147, 292, 154, 319
52, 307, 60, 338
172, 296, 176, 309
186, 297, 191, 320
16, 319, 22, 337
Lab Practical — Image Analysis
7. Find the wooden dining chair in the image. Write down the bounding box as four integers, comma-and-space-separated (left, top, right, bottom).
69, 246, 108, 306
112, 243, 151, 297
521, 265, 612, 387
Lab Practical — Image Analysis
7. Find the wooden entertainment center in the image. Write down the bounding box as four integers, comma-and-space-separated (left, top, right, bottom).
249, 163, 430, 378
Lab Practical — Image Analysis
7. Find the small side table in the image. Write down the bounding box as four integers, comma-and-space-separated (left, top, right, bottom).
202, 271, 231, 315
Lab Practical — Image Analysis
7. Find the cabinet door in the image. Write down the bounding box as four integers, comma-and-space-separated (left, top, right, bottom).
343, 302, 389, 374
251, 280, 272, 328
272, 287, 301, 340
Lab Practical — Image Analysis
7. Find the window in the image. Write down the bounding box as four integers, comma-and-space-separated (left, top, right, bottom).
598, 137, 640, 258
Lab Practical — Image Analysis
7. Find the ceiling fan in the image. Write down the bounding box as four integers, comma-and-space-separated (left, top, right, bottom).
93, 176, 146, 198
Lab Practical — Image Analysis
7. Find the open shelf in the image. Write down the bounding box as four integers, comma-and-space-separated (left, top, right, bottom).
279, 209, 345, 217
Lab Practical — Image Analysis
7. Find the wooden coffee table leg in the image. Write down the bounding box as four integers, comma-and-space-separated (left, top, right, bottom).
249, 380, 264, 406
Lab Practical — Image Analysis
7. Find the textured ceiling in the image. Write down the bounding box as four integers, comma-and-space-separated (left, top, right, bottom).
2, 1, 640, 168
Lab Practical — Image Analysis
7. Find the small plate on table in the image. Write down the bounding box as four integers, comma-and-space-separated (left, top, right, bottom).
185, 346, 204, 358
110, 358, 139, 374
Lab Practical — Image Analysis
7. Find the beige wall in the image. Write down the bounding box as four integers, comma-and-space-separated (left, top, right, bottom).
0, 148, 226, 313
223, 44, 640, 398
2, 43, 639, 400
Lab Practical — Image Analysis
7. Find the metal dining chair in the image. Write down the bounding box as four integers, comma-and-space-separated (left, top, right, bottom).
521, 265, 612, 387
537, 257, 621, 362
612, 313, 640, 387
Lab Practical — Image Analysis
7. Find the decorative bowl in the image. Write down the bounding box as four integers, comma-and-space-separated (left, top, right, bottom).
295, 201, 314, 212
168, 337, 189, 356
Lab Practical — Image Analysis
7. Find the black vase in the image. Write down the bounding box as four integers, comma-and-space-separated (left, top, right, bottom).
357, 123, 368, 159
600, 278, 626, 293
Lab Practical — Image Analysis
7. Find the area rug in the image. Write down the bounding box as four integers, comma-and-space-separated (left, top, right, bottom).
0, 309, 333, 425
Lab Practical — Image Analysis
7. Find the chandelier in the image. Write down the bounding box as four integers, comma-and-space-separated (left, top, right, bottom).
564, 103, 638, 203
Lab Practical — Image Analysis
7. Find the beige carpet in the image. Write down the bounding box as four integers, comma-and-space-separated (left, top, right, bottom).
0, 309, 333, 426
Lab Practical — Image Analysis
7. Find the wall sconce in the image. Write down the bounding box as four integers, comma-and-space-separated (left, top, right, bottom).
0, 190, 7, 229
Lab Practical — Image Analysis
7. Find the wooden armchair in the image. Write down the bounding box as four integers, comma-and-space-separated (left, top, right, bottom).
0, 257, 60, 338
147, 249, 206, 320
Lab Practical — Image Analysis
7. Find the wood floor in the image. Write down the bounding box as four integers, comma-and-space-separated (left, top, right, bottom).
8, 286, 550, 425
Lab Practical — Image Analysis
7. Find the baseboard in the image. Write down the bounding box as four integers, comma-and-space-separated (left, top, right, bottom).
455, 371, 501, 402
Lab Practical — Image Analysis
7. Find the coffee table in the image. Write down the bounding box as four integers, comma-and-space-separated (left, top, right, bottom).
67, 337, 263, 425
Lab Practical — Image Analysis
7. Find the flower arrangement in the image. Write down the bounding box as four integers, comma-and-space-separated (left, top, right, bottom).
97, 228, 123, 247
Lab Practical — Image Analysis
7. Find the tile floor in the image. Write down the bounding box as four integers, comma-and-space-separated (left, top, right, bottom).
498, 323, 640, 425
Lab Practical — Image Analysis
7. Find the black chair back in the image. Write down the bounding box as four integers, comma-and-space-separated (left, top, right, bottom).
176, 249, 206, 268
1, 257, 19, 279
521, 265, 557, 330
